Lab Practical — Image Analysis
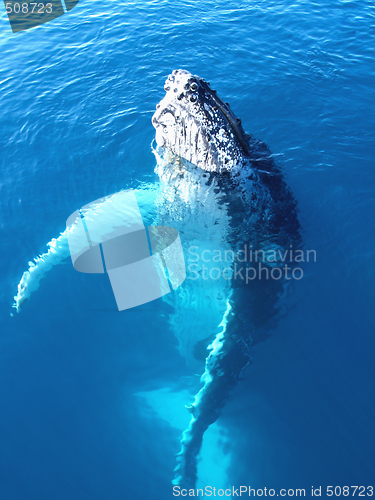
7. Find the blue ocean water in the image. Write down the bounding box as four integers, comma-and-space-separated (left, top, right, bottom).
1, 0, 375, 498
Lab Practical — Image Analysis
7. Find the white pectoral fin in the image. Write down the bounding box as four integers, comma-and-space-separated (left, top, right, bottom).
13, 185, 160, 314
13, 229, 71, 313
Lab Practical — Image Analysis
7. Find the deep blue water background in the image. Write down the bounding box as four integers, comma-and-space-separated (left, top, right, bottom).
1, 0, 375, 498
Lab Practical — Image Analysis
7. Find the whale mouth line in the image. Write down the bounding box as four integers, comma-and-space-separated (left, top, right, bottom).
207, 89, 250, 156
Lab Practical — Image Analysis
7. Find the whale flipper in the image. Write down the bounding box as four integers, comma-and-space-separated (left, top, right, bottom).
13, 186, 158, 312
13, 231, 70, 313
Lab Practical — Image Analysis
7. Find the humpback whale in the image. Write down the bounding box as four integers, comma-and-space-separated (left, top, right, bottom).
152, 69, 301, 487
13, 69, 301, 489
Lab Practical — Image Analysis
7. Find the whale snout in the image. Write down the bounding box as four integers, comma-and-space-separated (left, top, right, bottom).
163, 69, 203, 103
152, 70, 249, 172
151, 69, 205, 153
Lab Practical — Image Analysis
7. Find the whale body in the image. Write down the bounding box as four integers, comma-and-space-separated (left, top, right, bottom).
13, 69, 301, 489
152, 69, 302, 487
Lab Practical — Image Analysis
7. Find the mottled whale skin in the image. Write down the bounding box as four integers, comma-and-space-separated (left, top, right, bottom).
152, 69, 302, 487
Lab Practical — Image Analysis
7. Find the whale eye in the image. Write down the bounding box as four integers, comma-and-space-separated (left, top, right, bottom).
190, 82, 198, 91
190, 95, 197, 103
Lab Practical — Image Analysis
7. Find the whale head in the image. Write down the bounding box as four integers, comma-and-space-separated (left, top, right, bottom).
152, 69, 250, 173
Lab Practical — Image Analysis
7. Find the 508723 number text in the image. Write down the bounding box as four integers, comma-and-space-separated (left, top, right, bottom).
5, 2, 53, 13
